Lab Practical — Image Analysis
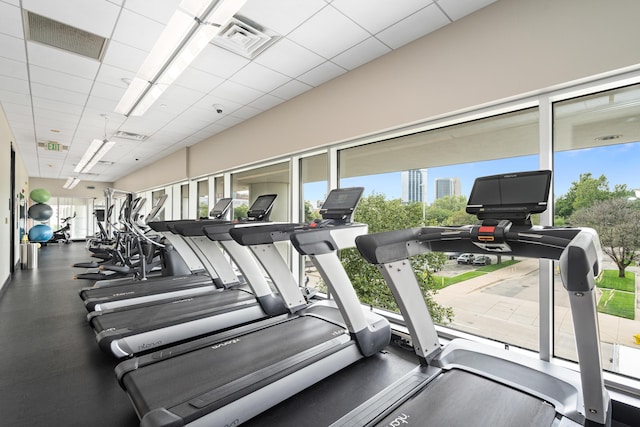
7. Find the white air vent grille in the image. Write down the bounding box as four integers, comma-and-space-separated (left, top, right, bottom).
212, 17, 279, 59
113, 131, 148, 141
24, 11, 107, 61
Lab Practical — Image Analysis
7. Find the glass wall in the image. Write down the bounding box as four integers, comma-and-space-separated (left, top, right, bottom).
300, 153, 328, 292
553, 83, 640, 378
339, 108, 542, 350
180, 184, 189, 219
197, 179, 208, 219
231, 161, 290, 222
47, 197, 95, 240
151, 189, 166, 221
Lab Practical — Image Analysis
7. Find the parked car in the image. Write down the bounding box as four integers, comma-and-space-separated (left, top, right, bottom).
457, 253, 475, 264
472, 255, 492, 266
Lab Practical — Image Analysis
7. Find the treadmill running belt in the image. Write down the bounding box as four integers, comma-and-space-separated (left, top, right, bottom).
123, 315, 349, 418
91, 288, 254, 331
378, 369, 557, 426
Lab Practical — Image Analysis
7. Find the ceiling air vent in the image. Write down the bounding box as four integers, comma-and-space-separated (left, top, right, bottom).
211, 17, 279, 59
113, 131, 148, 141
24, 11, 108, 61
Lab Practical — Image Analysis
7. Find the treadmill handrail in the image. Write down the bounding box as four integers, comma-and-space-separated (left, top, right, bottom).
356, 223, 609, 425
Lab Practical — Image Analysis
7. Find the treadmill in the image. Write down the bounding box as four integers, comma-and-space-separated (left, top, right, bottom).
115, 187, 391, 427
79, 195, 274, 312
332, 170, 611, 427
87, 197, 290, 358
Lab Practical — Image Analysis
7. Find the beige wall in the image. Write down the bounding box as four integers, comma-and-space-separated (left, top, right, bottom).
28, 178, 114, 199
115, 147, 188, 192
116, 0, 640, 191
0, 105, 29, 288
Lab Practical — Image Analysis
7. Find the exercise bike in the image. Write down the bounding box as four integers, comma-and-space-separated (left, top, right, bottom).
49, 213, 76, 244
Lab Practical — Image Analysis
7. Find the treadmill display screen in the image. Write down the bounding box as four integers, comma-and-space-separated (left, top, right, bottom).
248, 194, 277, 214
322, 187, 364, 211
209, 198, 232, 217
466, 170, 551, 217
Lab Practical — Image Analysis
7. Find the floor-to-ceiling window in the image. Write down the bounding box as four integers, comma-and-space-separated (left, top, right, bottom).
197, 179, 208, 219
553, 83, 640, 379
338, 107, 542, 350
300, 153, 328, 292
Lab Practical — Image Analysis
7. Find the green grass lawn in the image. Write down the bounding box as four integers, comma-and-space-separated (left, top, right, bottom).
597, 289, 635, 320
597, 270, 635, 292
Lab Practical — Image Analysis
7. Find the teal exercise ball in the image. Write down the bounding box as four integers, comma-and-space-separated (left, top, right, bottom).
28, 203, 53, 221
30, 188, 51, 203
28, 224, 53, 242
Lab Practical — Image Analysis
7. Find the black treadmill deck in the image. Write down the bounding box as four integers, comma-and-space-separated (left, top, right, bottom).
122, 314, 351, 420
379, 369, 557, 426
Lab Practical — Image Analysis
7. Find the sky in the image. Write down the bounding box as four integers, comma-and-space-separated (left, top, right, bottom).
304, 142, 640, 204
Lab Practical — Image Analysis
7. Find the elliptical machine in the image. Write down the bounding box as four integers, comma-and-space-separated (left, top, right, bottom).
50, 213, 75, 244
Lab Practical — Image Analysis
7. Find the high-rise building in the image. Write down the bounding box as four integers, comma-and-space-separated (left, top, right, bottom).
401, 169, 427, 203
435, 177, 461, 200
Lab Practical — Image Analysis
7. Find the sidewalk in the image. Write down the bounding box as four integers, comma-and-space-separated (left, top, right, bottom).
433, 258, 640, 374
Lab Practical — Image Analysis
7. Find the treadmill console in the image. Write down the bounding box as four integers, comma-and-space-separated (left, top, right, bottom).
245, 194, 277, 221
466, 170, 551, 252
316, 187, 364, 224
208, 198, 232, 220
466, 170, 551, 224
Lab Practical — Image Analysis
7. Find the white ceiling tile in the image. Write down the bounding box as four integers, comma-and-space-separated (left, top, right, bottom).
251, 94, 285, 111
123, 0, 181, 25
0, 56, 28, 80
90, 81, 126, 102
211, 80, 264, 105
30, 82, 88, 105
0, 74, 30, 95
254, 38, 325, 78
192, 93, 244, 116
32, 96, 84, 116
0, 2, 23, 38
1, 0, 20, 6
230, 62, 290, 92
269, 79, 312, 100
95, 64, 135, 88
438, 0, 496, 21
332, 0, 433, 34
174, 67, 224, 94
288, 6, 370, 59
101, 40, 148, 73
230, 105, 262, 120
297, 61, 346, 87
2, 102, 32, 116
110, 8, 166, 51
331, 36, 391, 70
376, 3, 450, 49
0, 33, 27, 62
22, 0, 120, 39
191, 44, 250, 79
240, 0, 327, 36
159, 84, 206, 108
27, 41, 101, 80
29, 65, 94, 94
0, 91, 31, 107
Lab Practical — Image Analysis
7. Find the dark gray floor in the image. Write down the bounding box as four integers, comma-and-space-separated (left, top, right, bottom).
0, 243, 418, 426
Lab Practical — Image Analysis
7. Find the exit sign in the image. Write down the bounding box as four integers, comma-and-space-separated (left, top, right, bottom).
46, 142, 61, 151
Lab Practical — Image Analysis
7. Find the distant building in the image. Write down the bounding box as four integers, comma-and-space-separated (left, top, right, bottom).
435, 177, 461, 200
401, 169, 427, 203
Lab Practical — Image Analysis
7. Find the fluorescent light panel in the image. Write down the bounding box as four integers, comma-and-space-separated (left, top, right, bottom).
63, 177, 80, 189
74, 139, 115, 173
114, 0, 247, 117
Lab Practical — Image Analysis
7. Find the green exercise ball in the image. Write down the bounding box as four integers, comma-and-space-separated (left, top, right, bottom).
30, 188, 51, 203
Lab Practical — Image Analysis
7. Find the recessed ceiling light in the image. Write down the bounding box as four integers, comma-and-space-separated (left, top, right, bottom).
594, 134, 622, 141
50, 129, 60, 133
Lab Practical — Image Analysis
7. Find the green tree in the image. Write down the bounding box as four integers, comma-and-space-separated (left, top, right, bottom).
234, 204, 249, 220
555, 173, 633, 220
570, 198, 640, 277
340, 194, 453, 323
304, 200, 321, 222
